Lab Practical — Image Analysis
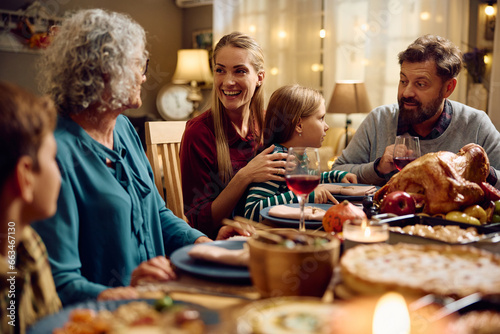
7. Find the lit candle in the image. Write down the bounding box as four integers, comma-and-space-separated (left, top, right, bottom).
373, 292, 411, 334
327, 292, 452, 334
343, 219, 389, 252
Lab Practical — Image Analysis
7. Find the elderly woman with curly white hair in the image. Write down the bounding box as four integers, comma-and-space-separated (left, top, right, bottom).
32, 8, 244, 306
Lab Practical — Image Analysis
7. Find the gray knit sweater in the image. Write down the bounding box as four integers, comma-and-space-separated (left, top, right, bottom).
332, 100, 500, 188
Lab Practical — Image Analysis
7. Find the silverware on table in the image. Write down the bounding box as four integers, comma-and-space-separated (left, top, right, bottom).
430, 293, 482, 321
409, 293, 483, 321
476, 232, 500, 243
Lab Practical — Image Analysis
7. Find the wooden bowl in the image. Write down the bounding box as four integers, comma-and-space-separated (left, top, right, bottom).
247, 229, 340, 298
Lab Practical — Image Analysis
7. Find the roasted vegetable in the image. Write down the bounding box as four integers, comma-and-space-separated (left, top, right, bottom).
445, 211, 481, 225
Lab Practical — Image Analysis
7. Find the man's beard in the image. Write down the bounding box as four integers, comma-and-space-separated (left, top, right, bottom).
398, 92, 444, 126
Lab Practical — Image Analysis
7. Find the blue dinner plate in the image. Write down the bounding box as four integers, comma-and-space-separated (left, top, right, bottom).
170, 240, 250, 281
27, 299, 219, 334
260, 203, 331, 229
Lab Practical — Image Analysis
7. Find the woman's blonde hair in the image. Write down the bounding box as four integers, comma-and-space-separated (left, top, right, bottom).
38, 9, 148, 119
263, 84, 324, 147
211, 32, 265, 184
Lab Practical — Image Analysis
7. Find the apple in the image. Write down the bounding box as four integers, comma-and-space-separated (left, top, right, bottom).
480, 182, 500, 202
379, 191, 416, 215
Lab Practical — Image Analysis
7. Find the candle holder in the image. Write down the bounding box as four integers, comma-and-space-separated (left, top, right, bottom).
343, 219, 389, 252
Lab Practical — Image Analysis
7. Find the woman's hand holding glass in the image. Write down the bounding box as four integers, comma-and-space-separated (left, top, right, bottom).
285, 147, 321, 232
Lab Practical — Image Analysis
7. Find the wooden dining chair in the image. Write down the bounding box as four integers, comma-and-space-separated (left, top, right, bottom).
145, 121, 187, 221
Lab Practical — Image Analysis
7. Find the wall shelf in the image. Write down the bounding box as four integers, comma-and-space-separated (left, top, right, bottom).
0, 1, 63, 54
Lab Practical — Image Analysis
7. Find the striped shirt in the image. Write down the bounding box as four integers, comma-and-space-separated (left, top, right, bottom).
244, 144, 348, 221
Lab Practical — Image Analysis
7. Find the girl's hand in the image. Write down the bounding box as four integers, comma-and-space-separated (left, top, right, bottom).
240, 145, 288, 183
341, 173, 358, 184
130, 256, 176, 286
314, 185, 338, 204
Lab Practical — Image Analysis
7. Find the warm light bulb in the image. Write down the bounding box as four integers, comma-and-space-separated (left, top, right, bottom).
319, 29, 326, 38
485, 5, 495, 16
420, 11, 431, 20
270, 67, 279, 75
373, 292, 411, 334
311, 63, 324, 72
484, 54, 491, 65
249, 25, 256, 33
278, 30, 287, 38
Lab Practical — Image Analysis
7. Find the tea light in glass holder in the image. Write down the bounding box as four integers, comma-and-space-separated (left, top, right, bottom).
343, 219, 389, 252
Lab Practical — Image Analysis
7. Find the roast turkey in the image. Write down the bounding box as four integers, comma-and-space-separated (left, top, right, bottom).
374, 144, 490, 215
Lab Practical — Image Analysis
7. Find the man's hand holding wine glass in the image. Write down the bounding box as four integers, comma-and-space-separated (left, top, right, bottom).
393, 135, 421, 171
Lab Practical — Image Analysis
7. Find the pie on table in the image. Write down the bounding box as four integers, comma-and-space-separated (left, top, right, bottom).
340, 243, 500, 298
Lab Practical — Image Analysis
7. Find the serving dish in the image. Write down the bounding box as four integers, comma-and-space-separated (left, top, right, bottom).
247, 229, 339, 298
381, 214, 500, 253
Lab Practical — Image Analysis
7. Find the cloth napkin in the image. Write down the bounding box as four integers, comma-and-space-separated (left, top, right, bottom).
322, 184, 377, 196
188, 244, 249, 267
267, 205, 326, 221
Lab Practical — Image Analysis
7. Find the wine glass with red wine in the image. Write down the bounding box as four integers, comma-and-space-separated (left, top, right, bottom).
393, 135, 421, 171
285, 147, 321, 232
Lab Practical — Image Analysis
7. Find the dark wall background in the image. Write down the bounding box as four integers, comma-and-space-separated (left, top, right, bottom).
0, 0, 213, 120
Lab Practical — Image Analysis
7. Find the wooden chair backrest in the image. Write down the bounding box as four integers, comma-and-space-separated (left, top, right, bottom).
145, 121, 187, 221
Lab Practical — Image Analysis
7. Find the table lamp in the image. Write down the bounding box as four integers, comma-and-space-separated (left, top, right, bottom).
172, 49, 213, 113
326, 81, 371, 148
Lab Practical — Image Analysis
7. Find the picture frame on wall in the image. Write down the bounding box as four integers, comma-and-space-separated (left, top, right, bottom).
192, 29, 213, 50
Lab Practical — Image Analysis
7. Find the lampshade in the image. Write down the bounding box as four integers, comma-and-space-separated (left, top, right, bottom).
172, 49, 213, 85
327, 81, 371, 114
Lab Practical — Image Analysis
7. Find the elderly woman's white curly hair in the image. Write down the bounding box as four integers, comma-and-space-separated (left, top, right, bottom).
38, 9, 148, 117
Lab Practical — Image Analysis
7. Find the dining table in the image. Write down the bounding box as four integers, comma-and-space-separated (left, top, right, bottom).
132, 214, 340, 333
136, 247, 339, 333
133, 205, 500, 333
31, 197, 500, 333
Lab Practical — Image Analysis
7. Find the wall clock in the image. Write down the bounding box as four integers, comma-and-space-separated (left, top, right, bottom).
156, 84, 194, 121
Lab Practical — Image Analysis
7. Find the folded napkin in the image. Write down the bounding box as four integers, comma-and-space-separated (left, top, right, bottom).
322, 184, 377, 196
188, 244, 249, 267
267, 205, 326, 221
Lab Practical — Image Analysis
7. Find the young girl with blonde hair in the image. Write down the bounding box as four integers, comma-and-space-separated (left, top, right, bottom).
245, 84, 357, 221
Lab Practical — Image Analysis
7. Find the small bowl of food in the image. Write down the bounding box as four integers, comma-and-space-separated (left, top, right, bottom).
247, 229, 340, 298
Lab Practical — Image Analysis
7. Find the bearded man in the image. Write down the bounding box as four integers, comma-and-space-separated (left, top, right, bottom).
332, 34, 500, 188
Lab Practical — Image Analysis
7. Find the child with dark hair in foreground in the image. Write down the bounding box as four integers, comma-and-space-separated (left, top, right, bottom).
0, 81, 62, 333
